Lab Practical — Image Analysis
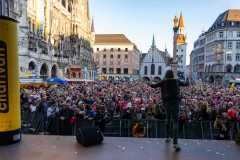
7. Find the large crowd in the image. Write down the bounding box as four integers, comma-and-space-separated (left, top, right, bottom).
20, 80, 240, 139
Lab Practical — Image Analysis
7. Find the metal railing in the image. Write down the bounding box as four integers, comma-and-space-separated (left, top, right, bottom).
21, 109, 240, 140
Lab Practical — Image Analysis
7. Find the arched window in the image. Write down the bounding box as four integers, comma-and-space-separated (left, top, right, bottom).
144, 66, 148, 75
158, 66, 162, 75
51, 65, 58, 77
40, 63, 49, 80
28, 61, 36, 71
151, 64, 155, 75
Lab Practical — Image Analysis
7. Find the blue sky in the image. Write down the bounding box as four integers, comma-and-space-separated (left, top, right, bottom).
89, 0, 240, 64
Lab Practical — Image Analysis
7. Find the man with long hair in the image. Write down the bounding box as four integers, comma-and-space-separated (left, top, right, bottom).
148, 70, 187, 151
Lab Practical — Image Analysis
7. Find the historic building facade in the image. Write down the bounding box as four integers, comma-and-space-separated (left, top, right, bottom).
0, 0, 19, 19
44, 0, 94, 45
191, 9, 240, 84
190, 33, 206, 81
1, 0, 95, 80
93, 34, 140, 80
140, 36, 171, 80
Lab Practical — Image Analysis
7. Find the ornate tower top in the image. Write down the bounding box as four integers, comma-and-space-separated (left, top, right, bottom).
176, 12, 186, 44
173, 16, 179, 32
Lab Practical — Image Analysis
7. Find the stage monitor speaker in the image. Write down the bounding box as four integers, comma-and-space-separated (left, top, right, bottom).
76, 127, 104, 147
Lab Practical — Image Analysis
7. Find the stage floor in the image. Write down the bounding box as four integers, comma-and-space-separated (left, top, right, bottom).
0, 135, 240, 160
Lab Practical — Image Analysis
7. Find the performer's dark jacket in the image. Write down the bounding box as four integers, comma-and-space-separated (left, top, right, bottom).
150, 79, 187, 111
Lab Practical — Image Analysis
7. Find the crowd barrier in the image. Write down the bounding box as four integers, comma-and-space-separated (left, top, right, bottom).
21, 110, 240, 140
104, 119, 240, 140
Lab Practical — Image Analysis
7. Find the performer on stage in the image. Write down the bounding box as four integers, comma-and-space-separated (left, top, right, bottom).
148, 70, 187, 151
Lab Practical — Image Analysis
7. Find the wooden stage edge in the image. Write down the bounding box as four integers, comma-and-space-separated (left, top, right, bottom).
0, 135, 240, 160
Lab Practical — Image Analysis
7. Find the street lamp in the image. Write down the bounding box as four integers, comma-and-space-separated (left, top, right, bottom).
172, 16, 179, 78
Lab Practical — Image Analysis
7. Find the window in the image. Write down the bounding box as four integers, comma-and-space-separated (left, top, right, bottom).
32, 23, 35, 33
110, 48, 114, 52
237, 32, 240, 38
228, 42, 233, 49
125, 48, 128, 52
151, 64, 155, 75
117, 54, 121, 59
234, 65, 240, 73
219, 32, 224, 38
236, 41, 240, 49
116, 68, 121, 74
0, 0, 2, 14
97, 48, 99, 51
68, 3, 72, 12
103, 54, 106, 59
102, 68, 107, 74
226, 65, 232, 73
118, 48, 121, 52
28, 20, 31, 32
110, 54, 113, 59
109, 68, 114, 74
158, 66, 162, 75
236, 53, 240, 61
61, 0, 66, 7
227, 54, 232, 61
123, 68, 128, 74
125, 54, 128, 59
144, 66, 148, 75
181, 49, 184, 52
103, 48, 106, 52
72, 72, 76, 78
228, 31, 233, 38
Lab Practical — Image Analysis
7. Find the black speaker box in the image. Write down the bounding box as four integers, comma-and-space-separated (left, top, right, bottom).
76, 126, 104, 147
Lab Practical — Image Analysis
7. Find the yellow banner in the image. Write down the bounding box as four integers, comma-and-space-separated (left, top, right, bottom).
0, 17, 21, 134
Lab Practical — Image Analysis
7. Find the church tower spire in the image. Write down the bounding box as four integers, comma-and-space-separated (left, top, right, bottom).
178, 12, 184, 34
151, 34, 156, 48
176, 12, 186, 45
91, 18, 95, 33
